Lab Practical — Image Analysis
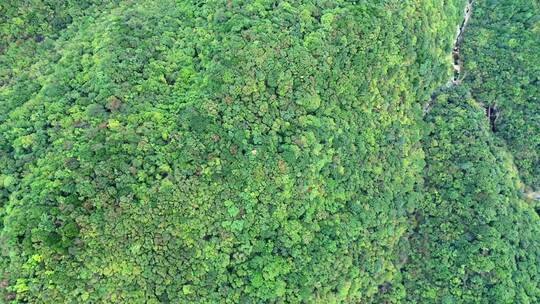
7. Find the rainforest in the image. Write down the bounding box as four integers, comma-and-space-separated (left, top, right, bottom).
1, 0, 539, 303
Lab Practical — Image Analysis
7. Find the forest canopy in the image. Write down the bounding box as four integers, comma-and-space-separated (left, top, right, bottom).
0, 0, 539, 303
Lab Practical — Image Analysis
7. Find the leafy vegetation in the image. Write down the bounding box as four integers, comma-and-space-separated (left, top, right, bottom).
462, 0, 540, 190
402, 88, 540, 303
0, 0, 539, 303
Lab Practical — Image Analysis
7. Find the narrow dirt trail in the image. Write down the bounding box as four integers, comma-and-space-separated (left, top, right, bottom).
451, 0, 473, 85
525, 192, 540, 201
422, 0, 540, 202
423, 0, 473, 114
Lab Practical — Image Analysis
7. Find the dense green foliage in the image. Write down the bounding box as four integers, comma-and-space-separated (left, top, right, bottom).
462, 0, 540, 189
0, 1, 465, 302
402, 88, 540, 303
401, 2, 540, 301
1, 0, 539, 303
0, 1, 120, 50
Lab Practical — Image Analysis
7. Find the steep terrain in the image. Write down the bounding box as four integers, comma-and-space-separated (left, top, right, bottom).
462, 0, 540, 191
402, 1, 540, 302
0, 0, 539, 303
404, 88, 540, 303
0, 1, 465, 302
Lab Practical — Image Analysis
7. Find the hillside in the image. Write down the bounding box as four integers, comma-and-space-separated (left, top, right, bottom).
462, 0, 540, 190
1, 0, 539, 303
403, 88, 540, 303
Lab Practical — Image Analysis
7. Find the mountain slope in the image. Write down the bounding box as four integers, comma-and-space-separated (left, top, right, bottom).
403, 88, 540, 303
